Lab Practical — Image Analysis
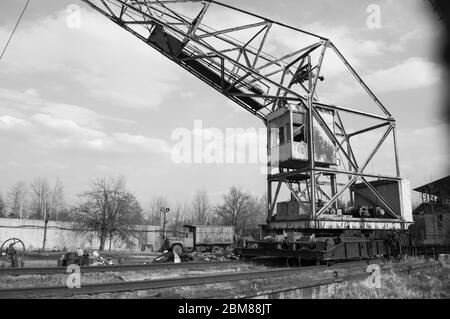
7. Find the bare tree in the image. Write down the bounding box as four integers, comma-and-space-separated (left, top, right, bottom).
44, 179, 65, 249
49, 179, 64, 221
145, 196, 169, 225
214, 187, 266, 236
29, 178, 51, 221
7, 182, 27, 219
191, 189, 211, 224
0, 192, 6, 218
30, 178, 64, 250
168, 201, 191, 232
239, 194, 267, 237
76, 176, 144, 251
214, 186, 250, 232
30, 178, 51, 250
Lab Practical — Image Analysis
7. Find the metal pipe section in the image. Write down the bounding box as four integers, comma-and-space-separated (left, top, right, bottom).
307, 55, 316, 219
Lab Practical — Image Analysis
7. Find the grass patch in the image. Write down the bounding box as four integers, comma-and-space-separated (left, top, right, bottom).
331, 264, 450, 299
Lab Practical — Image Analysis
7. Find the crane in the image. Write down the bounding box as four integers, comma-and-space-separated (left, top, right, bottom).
80, 0, 413, 262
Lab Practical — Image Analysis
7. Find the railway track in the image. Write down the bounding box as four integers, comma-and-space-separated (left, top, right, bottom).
0, 258, 382, 277
240, 262, 435, 299
0, 260, 243, 276
0, 260, 429, 299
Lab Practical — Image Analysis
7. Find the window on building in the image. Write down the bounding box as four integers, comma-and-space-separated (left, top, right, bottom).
437, 215, 443, 232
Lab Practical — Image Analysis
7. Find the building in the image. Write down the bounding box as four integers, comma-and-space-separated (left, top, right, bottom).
410, 176, 450, 245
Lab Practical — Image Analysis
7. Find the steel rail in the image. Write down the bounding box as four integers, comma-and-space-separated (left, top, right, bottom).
0, 261, 434, 299
0, 261, 243, 276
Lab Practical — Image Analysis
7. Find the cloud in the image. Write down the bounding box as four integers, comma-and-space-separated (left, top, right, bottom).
0, 7, 182, 110
0, 87, 138, 129
28, 112, 170, 155
306, 24, 385, 62
0, 88, 171, 156
365, 57, 442, 92
113, 133, 171, 154
1, 2, 420, 113
40, 104, 103, 130
0, 88, 41, 110
0, 115, 30, 129
319, 57, 442, 104
31, 113, 105, 139
398, 123, 450, 186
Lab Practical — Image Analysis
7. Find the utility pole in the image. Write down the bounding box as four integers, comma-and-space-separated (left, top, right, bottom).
42, 204, 48, 251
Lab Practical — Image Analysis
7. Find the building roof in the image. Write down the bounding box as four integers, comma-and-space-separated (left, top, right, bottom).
414, 175, 450, 197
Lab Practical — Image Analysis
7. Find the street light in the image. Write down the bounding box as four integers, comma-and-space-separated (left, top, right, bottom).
161, 207, 170, 241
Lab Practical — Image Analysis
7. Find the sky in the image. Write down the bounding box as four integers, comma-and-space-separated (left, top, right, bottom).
0, 0, 448, 208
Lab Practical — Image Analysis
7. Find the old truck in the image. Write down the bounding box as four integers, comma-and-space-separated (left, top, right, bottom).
165, 225, 235, 255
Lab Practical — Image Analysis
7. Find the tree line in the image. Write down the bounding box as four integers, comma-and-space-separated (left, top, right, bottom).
0, 178, 65, 221
147, 187, 267, 238
0, 176, 267, 251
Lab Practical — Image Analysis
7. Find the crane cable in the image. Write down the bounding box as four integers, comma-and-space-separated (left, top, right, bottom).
0, 0, 31, 62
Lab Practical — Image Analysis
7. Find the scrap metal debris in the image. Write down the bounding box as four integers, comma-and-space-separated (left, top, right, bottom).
57, 251, 90, 267
57, 249, 116, 266
150, 248, 240, 264
151, 251, 192, 264
190, 251, 240, 262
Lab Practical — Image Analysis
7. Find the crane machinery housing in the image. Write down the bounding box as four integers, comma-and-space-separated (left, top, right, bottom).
80, 0, 414, 263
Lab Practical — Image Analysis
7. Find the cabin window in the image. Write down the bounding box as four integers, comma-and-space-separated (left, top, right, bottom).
271, 125, 288, 146
293, 123, 305, 143
279, 126, 286, 145
271, 128, 279, 146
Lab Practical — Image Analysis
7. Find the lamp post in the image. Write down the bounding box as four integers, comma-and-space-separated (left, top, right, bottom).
161, 207, 170, 241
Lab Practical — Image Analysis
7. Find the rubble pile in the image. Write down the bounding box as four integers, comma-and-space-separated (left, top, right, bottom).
150, 251, 192, 264
190, 251, 240, 262
150, 249, 240, 264
57, 249, 119, 267
90, 256, 115, 266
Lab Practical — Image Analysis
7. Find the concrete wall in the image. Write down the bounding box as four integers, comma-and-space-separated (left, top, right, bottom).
0, 218, 162, 252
